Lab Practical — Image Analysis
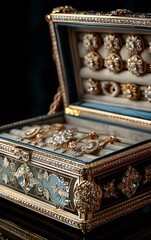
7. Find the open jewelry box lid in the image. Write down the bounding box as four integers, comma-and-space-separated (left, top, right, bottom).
46, 6, 151, 132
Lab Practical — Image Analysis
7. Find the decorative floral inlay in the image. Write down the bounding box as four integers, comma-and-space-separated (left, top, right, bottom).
0, 155, 72, 209
43, 172, 70, 208
14, 164, 39, 194
118, 165, 142, 198
103, 179, 118, 198
74, 180, 102, 214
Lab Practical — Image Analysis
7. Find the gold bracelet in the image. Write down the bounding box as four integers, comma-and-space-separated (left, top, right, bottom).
17, 123, 65, 145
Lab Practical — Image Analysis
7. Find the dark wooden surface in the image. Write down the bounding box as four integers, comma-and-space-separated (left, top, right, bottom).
0, 198, 151, 240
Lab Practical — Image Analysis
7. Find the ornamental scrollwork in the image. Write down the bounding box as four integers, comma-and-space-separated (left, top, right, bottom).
74, 180, 102, 214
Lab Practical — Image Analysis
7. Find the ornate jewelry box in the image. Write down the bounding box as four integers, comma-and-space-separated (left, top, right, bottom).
0, 6, 151, 233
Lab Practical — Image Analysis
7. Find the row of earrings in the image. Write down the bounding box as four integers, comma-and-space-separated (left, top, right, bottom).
83, 78, 151, 102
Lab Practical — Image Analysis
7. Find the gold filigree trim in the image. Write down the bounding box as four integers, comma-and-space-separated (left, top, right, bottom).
74, 180, 102, 214
0, 186, 84, 230
86, 192, 151, 231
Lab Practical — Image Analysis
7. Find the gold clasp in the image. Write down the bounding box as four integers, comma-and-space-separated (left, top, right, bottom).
64, 107, 80, 116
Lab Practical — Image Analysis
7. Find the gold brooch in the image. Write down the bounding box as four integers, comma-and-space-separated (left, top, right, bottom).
122, 83, 140, 101
84, 51, 103, 70
127, 55, 146, 76
104, 53, 123, 73
104, 34, 122, 53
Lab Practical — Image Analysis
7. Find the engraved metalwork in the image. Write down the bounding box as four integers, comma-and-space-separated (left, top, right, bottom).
14, 164, 39, 194
84, 51, 103, 70
52, 6, 77, 14
0, 155, 73, 209
143, 165, 151, 184
122, 83, 140, 101
83, 78, 101, 94
104, 53, 123, 73
42, 171, 70, 208
50, 11, 151, 28
74, 180, 102, 214
103, 179, 118, 198
118, 166, 142, 198
108, 9, 133, 16
127, 55, 146, 76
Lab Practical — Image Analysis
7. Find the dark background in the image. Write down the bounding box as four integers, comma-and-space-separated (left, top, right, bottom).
1, 0, 149, 126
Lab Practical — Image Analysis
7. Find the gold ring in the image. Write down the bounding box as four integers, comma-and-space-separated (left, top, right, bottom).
83, 33, 101, 51
122, 83, 140, 101
145, 86, 151, 102
101, 81, 120, 97
83, 78, 101, 95
104, 53, 123, 73
84, 51, 103, 71
125, 35, 144, 55
104, 34, 122, 53
127, 55, 146, 76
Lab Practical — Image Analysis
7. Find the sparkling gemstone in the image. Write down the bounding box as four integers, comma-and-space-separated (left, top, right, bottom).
18, 171, 29, 187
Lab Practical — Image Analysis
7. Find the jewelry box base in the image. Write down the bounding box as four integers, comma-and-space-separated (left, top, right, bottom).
0, 113, 151, 232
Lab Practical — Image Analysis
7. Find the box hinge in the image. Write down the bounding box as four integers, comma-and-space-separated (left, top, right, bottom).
64, 107, 80, 116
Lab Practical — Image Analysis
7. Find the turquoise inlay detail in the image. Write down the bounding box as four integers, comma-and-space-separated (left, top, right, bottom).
43, 173, 70, 207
